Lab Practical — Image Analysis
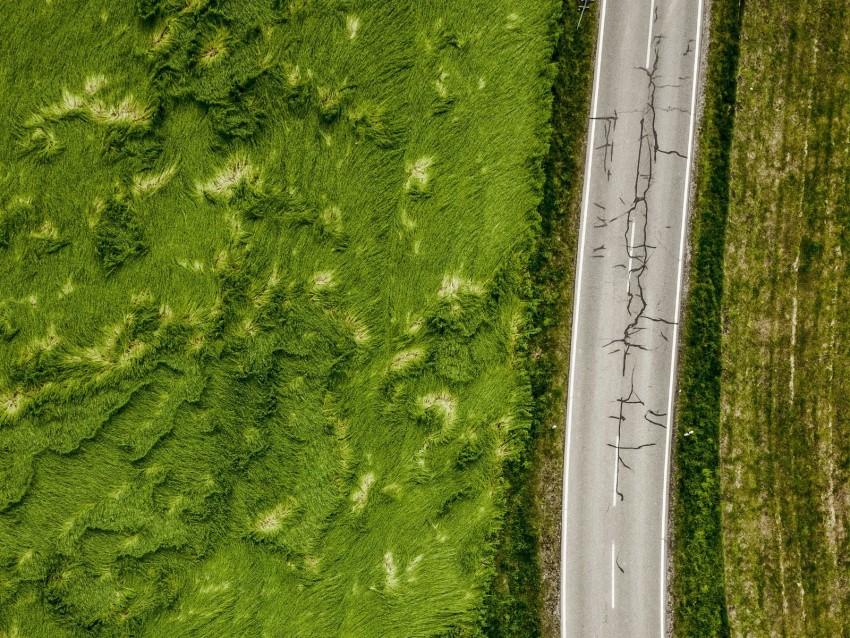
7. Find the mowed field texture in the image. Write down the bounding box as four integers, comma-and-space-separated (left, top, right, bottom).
0, 1, 559, 636
720, 0, 850, 635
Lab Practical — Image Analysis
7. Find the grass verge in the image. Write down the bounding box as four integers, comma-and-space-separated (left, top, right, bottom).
671, 0, 742, 635
482, 3, 595, 637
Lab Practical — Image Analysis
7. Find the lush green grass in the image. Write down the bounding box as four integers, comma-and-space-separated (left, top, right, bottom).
483, 3, 594, 636
0, 2, 560, 636
718, 0, 850, 635
670, 1, 741, 635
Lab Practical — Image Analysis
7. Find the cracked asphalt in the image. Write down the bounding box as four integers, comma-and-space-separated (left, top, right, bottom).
561, 1, 704, 636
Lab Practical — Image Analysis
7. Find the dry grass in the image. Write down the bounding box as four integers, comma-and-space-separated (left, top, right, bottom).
719, 2, 850, 634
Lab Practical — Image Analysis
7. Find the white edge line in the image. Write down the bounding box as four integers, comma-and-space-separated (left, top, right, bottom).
611, 542, 617, 609
659, 0, 704, 636
612, 430, 620, 507
561, 0, 607, 635
626, 219, 637, 292
645, 0, 656, 69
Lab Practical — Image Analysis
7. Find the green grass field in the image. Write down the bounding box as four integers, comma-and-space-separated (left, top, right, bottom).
0, 1, 560, 635
720, 1, 850, 634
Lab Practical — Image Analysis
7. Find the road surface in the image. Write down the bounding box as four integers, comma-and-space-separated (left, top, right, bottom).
560, 1, 705, 636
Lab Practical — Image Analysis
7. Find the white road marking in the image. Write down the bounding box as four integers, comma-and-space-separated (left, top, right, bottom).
658, 0, 704, 636
626, 217, 638, 292
645, 0, 656, 69
561, 0, 608, 632
612, 542, 617, 609
612, 429, 620, 507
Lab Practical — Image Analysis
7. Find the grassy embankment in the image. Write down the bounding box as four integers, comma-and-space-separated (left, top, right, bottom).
719, 0, 850, 635
483, 3, 594, 637
0, 1, 560, 636
671, 0, 742, 635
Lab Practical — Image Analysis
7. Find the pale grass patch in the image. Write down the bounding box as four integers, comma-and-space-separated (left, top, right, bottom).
251, 267, 280, 307
199, 580, 231, 594
383, 551, 398, 588
438, 274, 484, 297
84, 75, 107, 95
507, 309, 524, 355
132, 164, 177, 196
21, 328, 60, 365
421, 392, 456, 424
346, 15, 359, 39
283, 63, 311, 88
151, 24, 171, 49
254, 501, 295, 535
408, 315, 424, 334
413, 442, 429, 469
176, 258, 205, 273
429, 522, 448, 543
59, 277, 75, 299
0, 391, 24, 416
119, 533, 141, 551
213, 249, 229, 272
390, 348, 423, 371
320, 205, 343, 235
435, 70, 449, 98
399, 207, 416, 230
39, 90, 84, 120
181, 0, 209, 13
23, 126, 64, 157
199, 27, 229, 65
143, 463, 165, 481
197, 155, 253, 199
304, 556, 321, 572
89, 95, 152, 125
29, 220, 59, 242
117, 340, 147, 367
405, 554, 423, 582
241, 318, 259, 337
351, 472, 375, 513
311, 270, 335, 289
23, 113, 45, 127
16, 549, 33, 569
108, 483, 129, 500
60, 89, 85, 112
405, 156, 434, 190
340, 312, 369, 343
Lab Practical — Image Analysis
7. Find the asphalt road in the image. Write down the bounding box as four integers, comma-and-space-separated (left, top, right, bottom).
560, 1, 705, 636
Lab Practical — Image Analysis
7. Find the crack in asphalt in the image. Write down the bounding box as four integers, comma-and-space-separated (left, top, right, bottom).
600, 37, 682, 506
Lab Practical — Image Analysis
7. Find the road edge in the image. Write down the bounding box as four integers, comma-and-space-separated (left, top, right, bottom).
531, 3, 598, 637
662, 0, 714, 636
